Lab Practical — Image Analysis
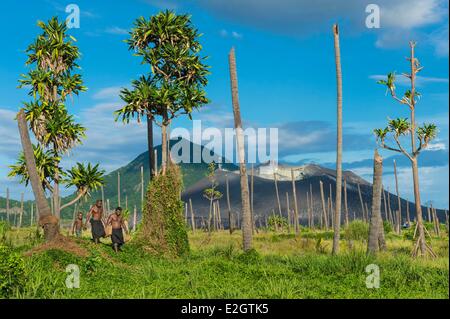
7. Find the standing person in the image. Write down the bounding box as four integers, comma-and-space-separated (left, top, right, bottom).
106, 207, 129, 252
71, 212, 84, 238
86, 200, 105, 244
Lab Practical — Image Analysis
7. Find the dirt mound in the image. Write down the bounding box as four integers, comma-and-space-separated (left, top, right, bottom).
24, 235, 89, 258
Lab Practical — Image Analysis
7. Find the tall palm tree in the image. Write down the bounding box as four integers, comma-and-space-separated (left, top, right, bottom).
332, 24, 343, 255
11, 17, 104, 222
16, 110, 57, 241
15, 17, 88, 219
374, 42, 438, 257
228, 47, 252, 252
116, 10, 209, 175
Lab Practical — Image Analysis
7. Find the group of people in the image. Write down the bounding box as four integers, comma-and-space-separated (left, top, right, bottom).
71, 200, 129, 252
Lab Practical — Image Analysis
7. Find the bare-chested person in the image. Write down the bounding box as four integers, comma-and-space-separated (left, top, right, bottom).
72, 212, 84, 238
106, 207, 129, 252
86, 200, 105, 244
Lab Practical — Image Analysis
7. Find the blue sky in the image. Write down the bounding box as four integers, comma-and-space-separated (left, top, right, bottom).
0, 0, 448, 208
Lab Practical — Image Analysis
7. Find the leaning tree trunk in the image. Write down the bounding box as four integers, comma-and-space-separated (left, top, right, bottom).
228, 47, 252, 251
332, 24, 343, 255
17, 110, 59, 241
368, 150, 386, 254
411, 158, 427, 256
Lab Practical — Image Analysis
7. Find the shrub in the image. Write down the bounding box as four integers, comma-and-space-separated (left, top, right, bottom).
0, 245, 25, 297
344, 220, 369, 241
383, 220, 393, 233
138, 165, 189, 257
0, 221, 10, 242
267, 215, 288, 231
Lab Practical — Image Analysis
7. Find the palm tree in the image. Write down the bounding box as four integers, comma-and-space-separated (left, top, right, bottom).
374, 42, 438, 257
228, 47, 252, 251
11, 17, 104, 222
14, 17, 88, 219
116, 10, 210, 175
61, 163, 105, 210
332, 24, 343, 255
16, 110, 57, 241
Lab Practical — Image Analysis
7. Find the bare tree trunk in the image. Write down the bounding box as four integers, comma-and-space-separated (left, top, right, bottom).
382, 186, 388, 223
147, 114, 154, 178
310, 183, 315, 228
117, 171, 121, 207
368, 150, 386, 254
332, 24, 343, 255
19, 193, 24, 228
393, 159, 402, 233
319, 181, 328, 230
30, 203, 34, 227
53, 168, 60, 219
432, 206, 440, 237
251, 165, 255, 234
17, 110, 58, 241
161, 124, 167, 176
133, 205, 137, 232
273, 172, 282, 218
286, 192, 291, 233
406, 201, 411, 224
291, 169, 299, 234
101, 185, 105, 213
329, 184, 334, 228
387, 187, 393, 225
189, 198, 195, 233
154, 149, 158, 176
344, 178, 349, 226
228, 47, 252, 251
306, 191, 311, 228
141, 166, 144, 211
357, 184, 365, 221
226, 175, 232, 234
6, 188, 9, 224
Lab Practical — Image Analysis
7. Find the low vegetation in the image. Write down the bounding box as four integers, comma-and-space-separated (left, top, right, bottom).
1, 224, 447, 299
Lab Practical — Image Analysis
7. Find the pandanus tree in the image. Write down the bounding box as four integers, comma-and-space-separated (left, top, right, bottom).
115, 10, 210, 175
374, 42, 438, 257
10, 17, 104, 223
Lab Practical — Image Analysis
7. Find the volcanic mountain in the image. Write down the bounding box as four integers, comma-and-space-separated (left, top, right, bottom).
181, 161, 447, 225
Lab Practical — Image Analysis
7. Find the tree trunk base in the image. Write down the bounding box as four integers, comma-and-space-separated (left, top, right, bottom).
39, 215, 60, 242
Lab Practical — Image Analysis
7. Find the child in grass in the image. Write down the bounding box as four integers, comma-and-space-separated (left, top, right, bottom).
72, 212, 84, 238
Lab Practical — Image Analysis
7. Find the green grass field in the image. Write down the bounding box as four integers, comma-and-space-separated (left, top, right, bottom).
1, 225, 449, 299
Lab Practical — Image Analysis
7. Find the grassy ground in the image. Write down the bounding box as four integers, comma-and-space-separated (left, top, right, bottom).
1, 226, 449, 299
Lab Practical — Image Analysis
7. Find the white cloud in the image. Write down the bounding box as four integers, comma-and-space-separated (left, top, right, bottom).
219, 29, 243, 39
104, 27, 129, 35
196, 0, 448, 55
92, 86, 124, 100
426, 142, 446, 151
